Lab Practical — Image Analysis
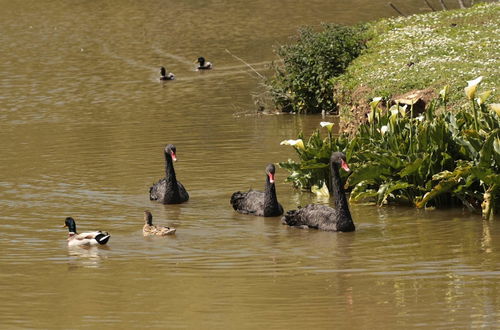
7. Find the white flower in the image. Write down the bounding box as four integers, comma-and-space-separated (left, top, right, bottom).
476, 90, 492, 106
370, 97, 383, 109
320, 121, 334, 132
490, 104, 500, 117
280, 139, 305, 150
380, 125, 389, 135
311, 182, 330, 197
465, 76, 483, 100
439, 85, 449, 100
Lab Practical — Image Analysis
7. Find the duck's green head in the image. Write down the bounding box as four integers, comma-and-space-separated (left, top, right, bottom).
64, 217, 77, 233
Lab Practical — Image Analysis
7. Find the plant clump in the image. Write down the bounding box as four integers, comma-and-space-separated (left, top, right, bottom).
280, 78, 499, 219
266, 23, 367, 114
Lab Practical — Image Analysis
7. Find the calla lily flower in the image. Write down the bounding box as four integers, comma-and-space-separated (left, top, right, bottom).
380, 125, 389, 135
320, 121, 334, 132
311, 182, 330, 197
465, 76, 483, 100
476, 90, 492, 106
439, 85, 449, 100
370, 97, 383, 109
491, 104, 500, 117
280, 139, 305, 150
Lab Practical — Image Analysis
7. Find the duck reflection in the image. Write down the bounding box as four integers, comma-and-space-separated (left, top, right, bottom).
67, 245, 109, 269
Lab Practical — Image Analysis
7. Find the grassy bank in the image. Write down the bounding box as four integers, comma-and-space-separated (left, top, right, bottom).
334, 2, 499, 124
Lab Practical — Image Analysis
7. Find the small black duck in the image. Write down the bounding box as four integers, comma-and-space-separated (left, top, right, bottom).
160, 66, 175, 80
196, 56, 212, 70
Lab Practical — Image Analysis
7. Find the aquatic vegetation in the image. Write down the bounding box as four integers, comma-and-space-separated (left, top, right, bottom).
280, 80, 499, 219
267, 23, 367, 114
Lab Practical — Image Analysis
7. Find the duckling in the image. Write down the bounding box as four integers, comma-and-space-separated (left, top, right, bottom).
63, 217, 110, 247
160, 66, 175, 80
196, 57, 212, 70
143, 210, 176, 236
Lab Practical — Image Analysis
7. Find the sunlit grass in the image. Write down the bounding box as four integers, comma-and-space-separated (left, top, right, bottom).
334, 3, 499, 114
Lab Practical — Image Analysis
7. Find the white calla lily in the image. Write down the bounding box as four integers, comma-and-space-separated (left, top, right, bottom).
280, 139, 305, 150
476, 90, 492, 106
465, 76, 483, 100
311, 182, 330, 197
320, 121, 334, 132
370, 97, 383, 109
439, 85, 449, 100
490, 104, 500, 117
380, 125, 389, 135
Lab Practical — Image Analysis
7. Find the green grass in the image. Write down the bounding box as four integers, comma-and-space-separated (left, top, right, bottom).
334, 2, 499, 119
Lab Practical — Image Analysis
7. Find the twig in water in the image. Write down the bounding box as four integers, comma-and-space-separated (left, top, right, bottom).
388, 2, 406, 16
225, 49, 265, 80
424, 0, 437, 11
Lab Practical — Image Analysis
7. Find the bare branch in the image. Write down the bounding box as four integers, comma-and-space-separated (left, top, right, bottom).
388, 2, 406, 16
424, 0, 437, 11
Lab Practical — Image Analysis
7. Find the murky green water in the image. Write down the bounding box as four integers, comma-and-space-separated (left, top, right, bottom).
1, 0, 499, 328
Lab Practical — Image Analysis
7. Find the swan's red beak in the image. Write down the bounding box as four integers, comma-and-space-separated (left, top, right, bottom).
268, 173, 275, 183
341, 159, 350, 172
171, 151, 177, 162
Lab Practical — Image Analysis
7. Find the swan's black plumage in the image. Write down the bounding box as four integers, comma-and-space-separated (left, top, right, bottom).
149, 144, 189, 204
281, 152, 355, 232
230, 164, 283, 217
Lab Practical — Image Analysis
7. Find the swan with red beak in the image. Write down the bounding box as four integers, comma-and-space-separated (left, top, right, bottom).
230, 164, 283, 217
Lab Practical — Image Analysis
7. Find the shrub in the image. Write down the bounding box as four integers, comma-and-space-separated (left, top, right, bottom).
267, 23, 367, 114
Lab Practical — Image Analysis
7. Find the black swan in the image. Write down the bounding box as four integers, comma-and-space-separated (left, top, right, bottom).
160, 66, 175, 80
149, 144, 189, 204
196, 57, 213, 70
281, 152, 355, 232
230, 164, 284, 217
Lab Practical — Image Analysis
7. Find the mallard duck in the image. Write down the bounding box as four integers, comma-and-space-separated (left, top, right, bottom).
63, 217, 111, 247
143, 210, 176, 236
160, 66, 175, 80
196, 57, 212, 70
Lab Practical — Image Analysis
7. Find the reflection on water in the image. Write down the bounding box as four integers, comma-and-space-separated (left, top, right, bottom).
0, 0, 499, 328
67, 246, 109, 269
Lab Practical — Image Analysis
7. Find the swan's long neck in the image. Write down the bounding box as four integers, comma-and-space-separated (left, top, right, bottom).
330, 161, 354, 229
264, 176, 280, 216
164, 152, 179, 195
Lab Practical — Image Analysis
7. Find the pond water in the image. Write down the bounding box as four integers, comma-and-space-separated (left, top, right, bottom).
1, 0, 499, 328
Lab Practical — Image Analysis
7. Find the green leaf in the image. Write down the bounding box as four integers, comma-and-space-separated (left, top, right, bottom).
348, 163, 391, 186
377, 181, 414, 205
398, 158, 423, 177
